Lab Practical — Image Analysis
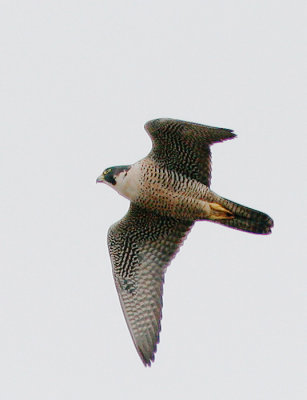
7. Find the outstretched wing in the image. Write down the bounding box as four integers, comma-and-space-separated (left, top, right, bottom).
145, 118, 236, 187
108, 203, 193, 366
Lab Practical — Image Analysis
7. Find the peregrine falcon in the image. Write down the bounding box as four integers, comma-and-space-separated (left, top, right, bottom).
96, 118, 273, 366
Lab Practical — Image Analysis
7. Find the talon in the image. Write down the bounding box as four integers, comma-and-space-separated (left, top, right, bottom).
209, 202, 234, 220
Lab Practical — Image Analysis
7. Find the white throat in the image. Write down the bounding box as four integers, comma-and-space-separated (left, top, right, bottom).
114, 164, 140, 201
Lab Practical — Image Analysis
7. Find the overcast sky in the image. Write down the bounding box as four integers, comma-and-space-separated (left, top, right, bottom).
0, 1, 306, 399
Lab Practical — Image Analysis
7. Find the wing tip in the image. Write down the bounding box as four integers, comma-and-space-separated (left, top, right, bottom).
135, 331, 161, 367
144, 118, 169, 133
144, 118, 236, 140
217, 128, 236, 142
137, 345, 156, 367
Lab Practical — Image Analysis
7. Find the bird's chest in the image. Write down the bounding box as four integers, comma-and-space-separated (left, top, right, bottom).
135, 165, 206, 217
117, 161, 208, 219
115, 163, 143, 201
117, 161, 175, 203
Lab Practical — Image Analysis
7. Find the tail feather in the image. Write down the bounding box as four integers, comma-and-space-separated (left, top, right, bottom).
213, 213, 273, 234
207, 193, 274, 234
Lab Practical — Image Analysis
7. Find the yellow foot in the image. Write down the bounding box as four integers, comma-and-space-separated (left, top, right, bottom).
209, 202, 234, 220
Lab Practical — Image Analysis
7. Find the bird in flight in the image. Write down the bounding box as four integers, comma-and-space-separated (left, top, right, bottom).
96, 118, 273, 366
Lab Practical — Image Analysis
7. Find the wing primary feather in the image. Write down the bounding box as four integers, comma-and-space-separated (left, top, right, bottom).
145, 118, 235, 186
108, 204, 193, 365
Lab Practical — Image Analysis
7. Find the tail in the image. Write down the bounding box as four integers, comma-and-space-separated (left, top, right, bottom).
206, 193, 274, 235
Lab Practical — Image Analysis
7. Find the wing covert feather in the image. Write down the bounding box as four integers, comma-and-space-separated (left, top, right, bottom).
145, 118, 236, 187
108, 203, 193, 365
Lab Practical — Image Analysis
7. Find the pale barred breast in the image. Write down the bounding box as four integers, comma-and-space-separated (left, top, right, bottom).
135, 159, 211, 220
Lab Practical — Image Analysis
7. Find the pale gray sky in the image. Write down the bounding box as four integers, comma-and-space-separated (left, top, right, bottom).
0, 1, 306, 399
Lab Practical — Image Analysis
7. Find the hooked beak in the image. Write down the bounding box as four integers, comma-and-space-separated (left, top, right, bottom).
96, 174, 105, 184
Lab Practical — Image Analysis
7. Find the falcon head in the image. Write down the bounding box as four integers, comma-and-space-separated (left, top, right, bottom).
96, 165, 131, 188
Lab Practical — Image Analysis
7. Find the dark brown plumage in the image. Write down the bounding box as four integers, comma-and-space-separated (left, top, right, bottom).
97, 118, 273, 365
